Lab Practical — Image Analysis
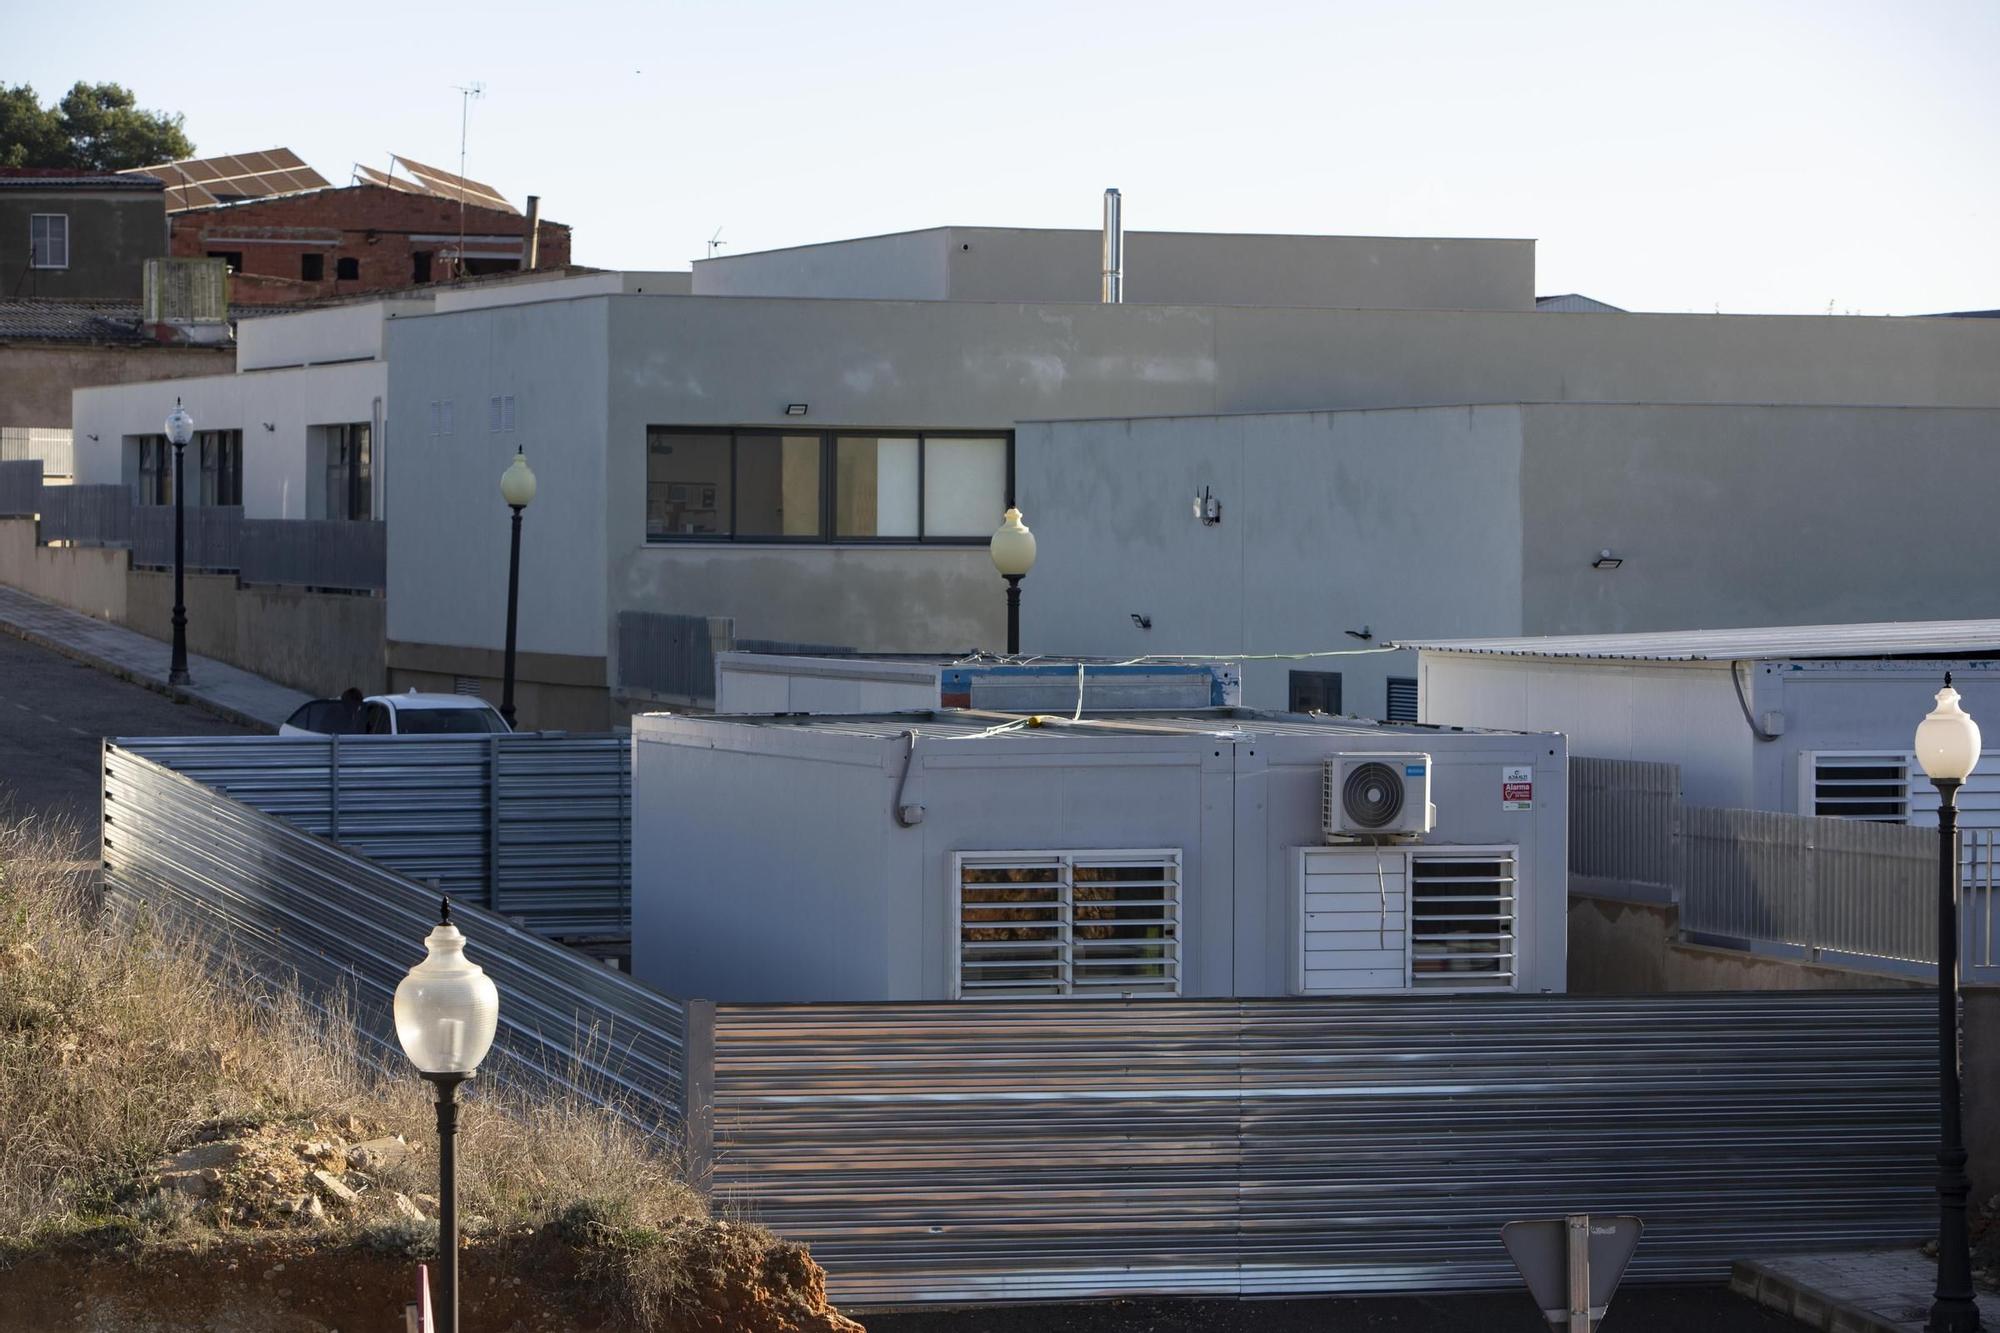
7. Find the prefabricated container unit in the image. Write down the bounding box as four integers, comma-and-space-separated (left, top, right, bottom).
1412, 621, 2000, 827
631, 708, 1566, 1004
713, 652, 1242, 715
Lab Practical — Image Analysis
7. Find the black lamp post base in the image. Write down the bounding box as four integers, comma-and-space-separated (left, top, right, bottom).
167, 669, 190, 686
421, 1070, 473, 1333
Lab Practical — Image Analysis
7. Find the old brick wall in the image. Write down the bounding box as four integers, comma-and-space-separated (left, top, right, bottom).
0, 343, 233, 429
168, 185, 572, 305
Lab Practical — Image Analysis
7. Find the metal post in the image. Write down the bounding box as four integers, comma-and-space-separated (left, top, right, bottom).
1005, 574, 1022, 656
423, 1071, 471, 1333
1566, 1213, 1592, 1333
169, 438, 190, 685
500, 504, 523, 728
1931, 777, 1981, 1333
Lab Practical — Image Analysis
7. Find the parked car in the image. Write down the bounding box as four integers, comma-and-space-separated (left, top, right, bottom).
279, 691, 511, 737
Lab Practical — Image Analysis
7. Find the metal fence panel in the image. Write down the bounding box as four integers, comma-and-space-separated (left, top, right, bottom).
132, 504, 242, 571
1570, 756, 1681, 902
112, 734, 630, 939
37, 483, 130, 546
0, 458, 42, 516
240, 519, 386, 592
0, 427, 73, 478
100, 743, 685, 1120
618, 610, 725, 704
705, 992, 1934, 1306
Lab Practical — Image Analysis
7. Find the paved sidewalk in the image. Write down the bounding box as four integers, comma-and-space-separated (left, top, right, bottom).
0, 584, 307, 730
1733, 1249, 2000, 1332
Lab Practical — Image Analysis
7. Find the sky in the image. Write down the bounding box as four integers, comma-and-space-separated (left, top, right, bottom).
7, 0, 1997, 314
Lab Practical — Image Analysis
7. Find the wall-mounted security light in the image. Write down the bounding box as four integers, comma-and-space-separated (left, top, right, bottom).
784, 403, 809, 416
261, 422, 276, 432
1131, 613, 1152, 630
1193, 486, 1221, 525
1345, 626, 1373, 641
85, 433, 99, 442
1592, 548, 1623, 570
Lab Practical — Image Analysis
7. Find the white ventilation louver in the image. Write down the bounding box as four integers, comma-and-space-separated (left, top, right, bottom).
1324, 753, 1435, 839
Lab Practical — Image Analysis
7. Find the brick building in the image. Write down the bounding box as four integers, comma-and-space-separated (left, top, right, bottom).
167, 185, 570, 306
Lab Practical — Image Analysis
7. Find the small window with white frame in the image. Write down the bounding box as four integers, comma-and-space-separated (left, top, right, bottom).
954, 849, 1181, 998
30, 214, 68, 269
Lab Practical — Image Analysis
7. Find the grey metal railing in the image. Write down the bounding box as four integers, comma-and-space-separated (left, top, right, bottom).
38, 484, 132, 546
112, 733, 630, 939
132, 504, 242, 571
705, 991, 1934, 1305
1570, 756, 1681, 902
0, 426, 74, 478
240, 519, 386, 592
101, 742, 684, 1120
0, 458, 43, 516
617, 610, 731, 705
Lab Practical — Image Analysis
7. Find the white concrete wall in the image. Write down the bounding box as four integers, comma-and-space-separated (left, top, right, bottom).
1021, 407, 1527, 711
236, 298, 428, 371
384, 295, 610, 657
693, 230, 951, 300
71, 360, 387, 520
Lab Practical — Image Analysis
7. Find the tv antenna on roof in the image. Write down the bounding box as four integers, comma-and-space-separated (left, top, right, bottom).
708, 227, 727, 259
453, 81, 485, 276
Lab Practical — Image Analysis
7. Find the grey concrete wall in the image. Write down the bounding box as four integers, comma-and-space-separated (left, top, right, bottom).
0, 190, 165, 301
1520, 404, 2000, 635
383, 290, 2000, 682
697, 228, 1536, 311
3, 344, 230, 431
1566, 893, 1925, 995
0, 517, 128, 620
126, 571, 385, 698
1021, 407, 1526, 711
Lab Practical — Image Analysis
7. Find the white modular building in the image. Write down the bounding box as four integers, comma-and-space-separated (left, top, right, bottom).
1410, 620, 2000, 826
631, 709, 1567, 1003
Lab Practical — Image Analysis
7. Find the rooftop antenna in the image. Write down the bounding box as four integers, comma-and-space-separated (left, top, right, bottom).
707, 227, 727, 259
454, 81, 485, 278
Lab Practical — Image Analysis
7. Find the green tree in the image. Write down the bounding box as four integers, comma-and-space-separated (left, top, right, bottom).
0, 81, 192, 171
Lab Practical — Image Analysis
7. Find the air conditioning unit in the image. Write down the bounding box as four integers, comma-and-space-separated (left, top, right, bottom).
1323, 753, 1435, 840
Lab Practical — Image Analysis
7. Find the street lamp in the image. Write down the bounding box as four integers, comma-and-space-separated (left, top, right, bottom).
497, 449, 537, 728
989, 506, 1036, 656
394, 897, 499, 1333
1915, 673, 1982, 1333
163, 398, 194, 685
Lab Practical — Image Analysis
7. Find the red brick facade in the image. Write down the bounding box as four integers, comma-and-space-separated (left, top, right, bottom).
167, 185, 571, 306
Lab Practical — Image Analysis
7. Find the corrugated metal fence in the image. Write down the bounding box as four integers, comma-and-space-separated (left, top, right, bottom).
113, 734, 630, 939
37, 483, 130, 546
101, 743, 685, 1119
617, 610, 728, 705
0, 458, 43, 516
132, 504, 243, 571
1571, 757, 1681, 902
240, 518, 387, 592
702, 993, 1935, 1305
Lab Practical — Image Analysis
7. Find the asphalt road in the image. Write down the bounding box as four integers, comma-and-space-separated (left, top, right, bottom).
0, 631, 254, 840
866, 1285, 1804, 1332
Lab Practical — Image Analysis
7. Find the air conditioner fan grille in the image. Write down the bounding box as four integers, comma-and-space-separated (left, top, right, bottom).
1342, 761, 1405, 829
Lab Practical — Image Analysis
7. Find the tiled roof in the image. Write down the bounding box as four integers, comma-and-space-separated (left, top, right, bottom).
0, 169, 164, 192
0, 299, 151, 344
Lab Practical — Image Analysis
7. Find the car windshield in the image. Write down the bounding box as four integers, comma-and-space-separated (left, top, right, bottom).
395, 707, 507, 735
285, 700, 365, 735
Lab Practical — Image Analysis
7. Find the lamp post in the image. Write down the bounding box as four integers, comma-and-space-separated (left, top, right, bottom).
164, 399, 194, 685
1915, 673, 1983, 1333
394, 897, 499, 1333
989, 506, 1036, 656
497, 450, 537, 728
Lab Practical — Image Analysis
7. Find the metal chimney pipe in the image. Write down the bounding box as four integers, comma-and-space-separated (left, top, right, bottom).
1101, 188, 1122, 303
521, 195, 542, 271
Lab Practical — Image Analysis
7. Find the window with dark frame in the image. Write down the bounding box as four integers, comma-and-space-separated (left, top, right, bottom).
1289, 670, 1342, 715
29, 214, 68, 268
300, 253, 324, 282
322, 423, 371, 520
645, 427, 1012, 543
197, 429, 243, 507
413, 251, 433, 283
335, 256, 359, 281
135, 434, 171, 505
207, 250, 245, 273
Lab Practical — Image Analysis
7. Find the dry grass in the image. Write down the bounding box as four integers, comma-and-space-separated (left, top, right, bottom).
0, 809, 756, 1325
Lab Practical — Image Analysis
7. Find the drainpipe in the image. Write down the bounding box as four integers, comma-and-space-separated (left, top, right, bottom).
1101, 188, 1122, 303
521, 196, 541, 271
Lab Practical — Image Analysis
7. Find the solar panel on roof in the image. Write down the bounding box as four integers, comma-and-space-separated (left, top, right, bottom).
121, 148, 331, 212
389, 154, 518, 213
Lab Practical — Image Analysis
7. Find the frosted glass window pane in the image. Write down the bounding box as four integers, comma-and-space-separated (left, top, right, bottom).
922, 437, 1007, 538
835, 436, 919, 537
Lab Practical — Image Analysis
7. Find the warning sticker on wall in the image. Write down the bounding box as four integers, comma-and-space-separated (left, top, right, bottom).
1503, 765, 1534, 811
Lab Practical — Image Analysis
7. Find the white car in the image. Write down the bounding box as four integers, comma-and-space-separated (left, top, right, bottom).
279, 691, 512, 737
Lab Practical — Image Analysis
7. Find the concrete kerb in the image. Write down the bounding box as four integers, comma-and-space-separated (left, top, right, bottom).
1731, 1260, 1904, 1332
0, 614, 274, 733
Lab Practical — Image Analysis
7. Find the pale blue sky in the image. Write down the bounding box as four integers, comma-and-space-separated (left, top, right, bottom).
10, 0, 1996, 313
